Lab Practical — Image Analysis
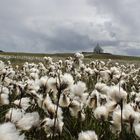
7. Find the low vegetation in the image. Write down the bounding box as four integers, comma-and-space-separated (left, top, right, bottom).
0, 52, 140, 140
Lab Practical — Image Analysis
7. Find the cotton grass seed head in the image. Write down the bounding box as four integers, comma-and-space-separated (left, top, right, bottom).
78, 130, 98, 140
61, 73, 74, 89
108, 85, 127, 103
5, 108, 25, 123
17, 112, 40, 130
0, 122, 25, 140
94, 106, 108, 121
134, 123, 140, 138
71, 81, 87, 97
59, 94, 70, 107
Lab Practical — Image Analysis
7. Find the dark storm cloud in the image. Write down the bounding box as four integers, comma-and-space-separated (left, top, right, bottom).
44, 27, 93, 52
87, 0, 140, 55
0, 0, 139, 56
88, 0, 140, 31
125, 48, 140, 56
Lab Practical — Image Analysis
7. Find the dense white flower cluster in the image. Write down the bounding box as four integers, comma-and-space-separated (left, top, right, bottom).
78, 130, 98, 140
0, 122, 25, 140
0, 52, 139, 139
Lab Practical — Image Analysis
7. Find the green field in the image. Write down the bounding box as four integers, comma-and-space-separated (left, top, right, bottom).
0, 52, 140, 66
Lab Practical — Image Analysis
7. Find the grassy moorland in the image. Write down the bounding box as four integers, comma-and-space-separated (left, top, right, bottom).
0, 51, 140, 140
0, 52, 139, 66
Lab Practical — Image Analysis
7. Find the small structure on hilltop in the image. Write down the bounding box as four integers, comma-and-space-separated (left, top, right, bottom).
93, 43, 104, 54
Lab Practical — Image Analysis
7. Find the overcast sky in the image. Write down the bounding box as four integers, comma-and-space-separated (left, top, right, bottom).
0, 0, 140, 56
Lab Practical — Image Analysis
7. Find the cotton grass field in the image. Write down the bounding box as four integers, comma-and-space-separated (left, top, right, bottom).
0, 52, 140, 140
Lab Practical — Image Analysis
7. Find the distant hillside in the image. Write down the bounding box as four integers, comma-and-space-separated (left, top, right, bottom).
0, 52, 139, 62
82, 52, 112, 55
85, 53, 140, 61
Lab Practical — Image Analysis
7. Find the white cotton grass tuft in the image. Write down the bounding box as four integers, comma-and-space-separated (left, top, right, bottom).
108, 85, 127, 103
61, 73, 74, 88
111, 108, 122, 133
87, 90, 99, 109
17, 112, 40, 130
134, 123, 140, 138
43, 96, 63, 120
30, 72, 39, 80
81, 92, 89, 104
94, 106, 108, 120
110, 67, 120, 75
75, 72, 81, 80
0, 122, 25, 140
39, 76, 48, 87
122, 104, 136, 122
14, 97, 30, 110
26, 79, 40, 92
41, 117, 64, 135
71, 81, 87, 97
5, 108, 25, 123
59, 94, 70, 107
95, 83, 109, 94
36, 94, 43, 108
1, 86, 9, 94
0, 93, 9, 105
44, 56, 53, 64
79, 111, 86, 121
105, 101, 117, 113
0, 86, 9, 105
78, 130, 98, 140
75, 52, 84, 60
112, 107, 124, 125
99, 70, 110, 82
69, 100, 81, 117
43, 94, 53, 109
47, 77, 57, 93
0, 60, 5, 71
3, 77, 13, 86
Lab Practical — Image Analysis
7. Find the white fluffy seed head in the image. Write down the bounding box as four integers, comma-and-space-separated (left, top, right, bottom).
47, 77, 57, 93
59, 94, 70, 107
71, 81, 86, 97
17, 112, 40, 130
0, 93, 9, 105
78, 130, 98, 140
0, 86, 9, 105
69, 100, 81, 117
5, 108, 25, 123
0, 61, 5, 71
134, 123, 140, 138
75, 53, 84, 60
112, 108, 122, 127
123, 104, 135, 121
14, 97, 30, 110
39, 76, 48, 86
44, 56, 53, 64
0, 122, 25, 140
61, 73, 74, 88
94, 106, 108, 120
42, 117, 64, 134
108, 85, 127, 103
95, 83, 109, 94
105, 101, 117, 113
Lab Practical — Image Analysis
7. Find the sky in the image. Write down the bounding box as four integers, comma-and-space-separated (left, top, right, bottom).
0, 0, 140, 56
